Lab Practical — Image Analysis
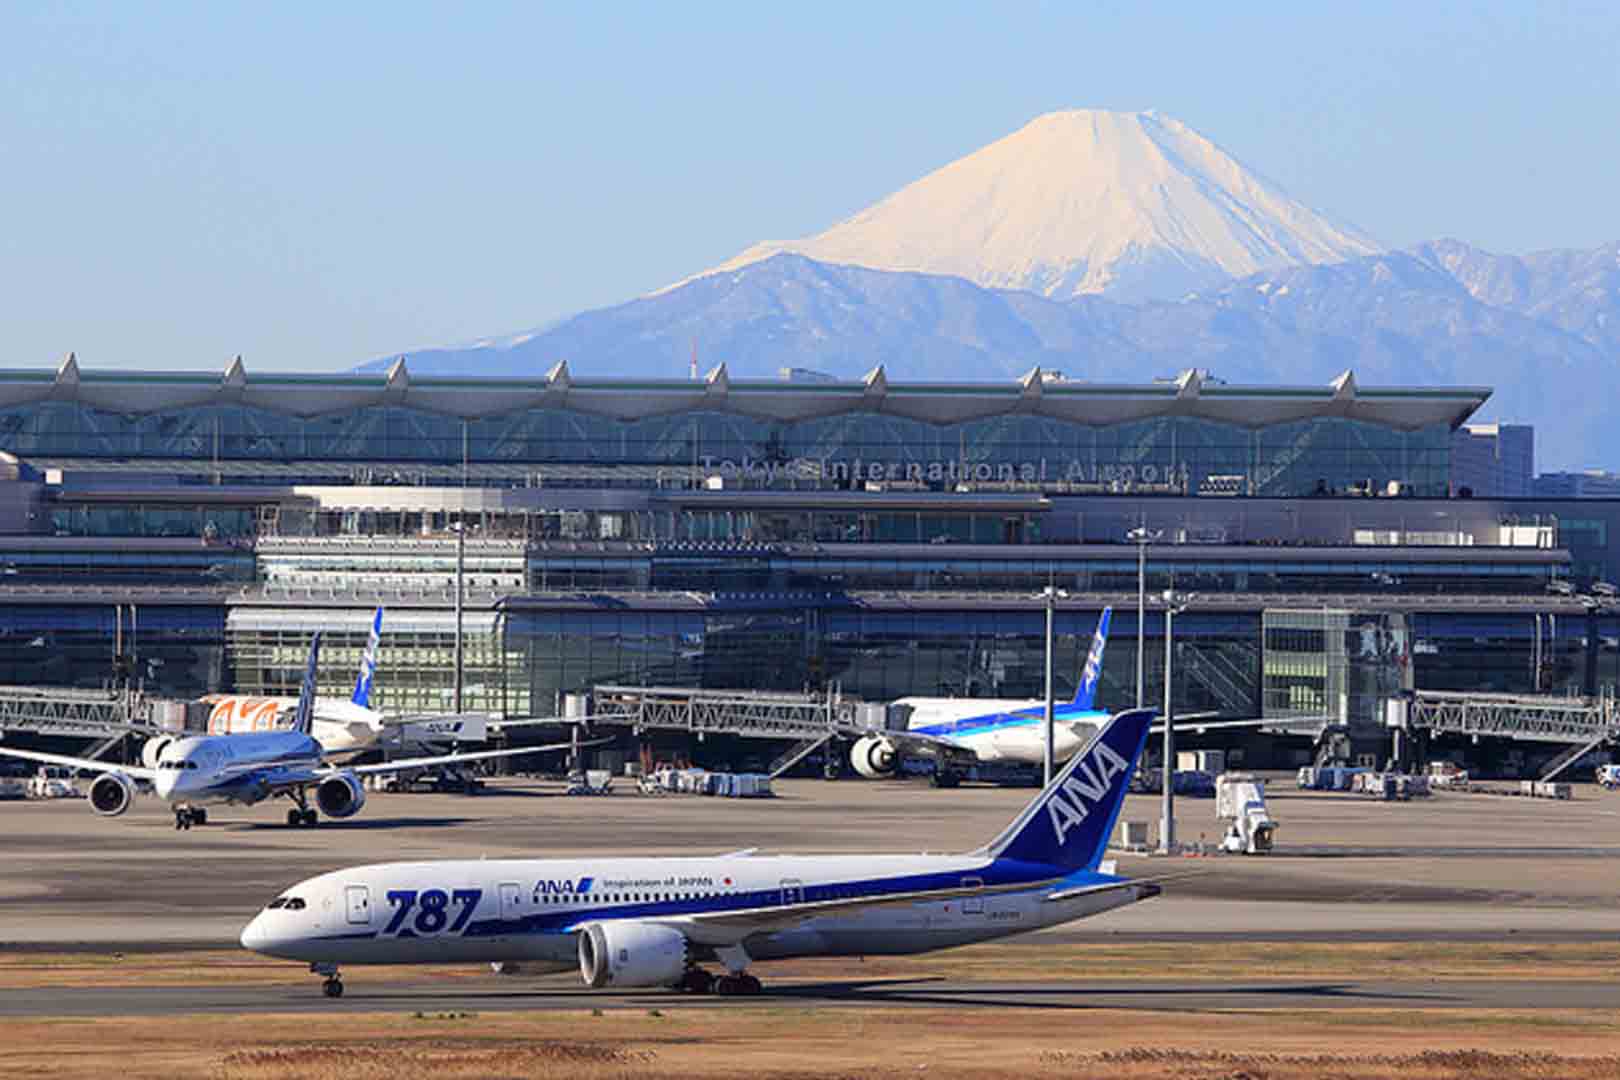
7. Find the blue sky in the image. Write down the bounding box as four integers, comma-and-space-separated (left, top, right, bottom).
3, 2, 1618, 372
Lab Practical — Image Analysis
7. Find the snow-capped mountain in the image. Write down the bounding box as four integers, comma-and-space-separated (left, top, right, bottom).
1412, 238, 1620, 356
696, 110, 1382, 303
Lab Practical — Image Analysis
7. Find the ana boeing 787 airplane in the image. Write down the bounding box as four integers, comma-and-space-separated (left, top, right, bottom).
850, 608, 1114, 782
0, 632, 584, 830
239, 706, 1159, 998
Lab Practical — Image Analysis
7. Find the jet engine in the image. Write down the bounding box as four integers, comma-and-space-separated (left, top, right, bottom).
315, 773, 367, 819
88, 772, 137, 817
577, 920, 688, 988
850, 734, 898, 779
140, 736, 175, 771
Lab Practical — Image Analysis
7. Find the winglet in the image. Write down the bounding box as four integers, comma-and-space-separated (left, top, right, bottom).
1071, 607, 1111, 709
977, 708, 1153, 873
351, 606, 383, 708
293, 632, 323, 736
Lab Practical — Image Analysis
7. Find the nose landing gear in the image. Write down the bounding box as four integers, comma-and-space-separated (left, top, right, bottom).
173, 807, 206, 830
284, 790, 318, 827
311, 962, 343, 999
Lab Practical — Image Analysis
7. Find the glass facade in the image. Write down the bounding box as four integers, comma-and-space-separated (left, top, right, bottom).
506, 606, 1258, 722
225, 613, 513, 715
0, 604, 224, 695
0, 401, 1453, 498
1263, 610, 1413, 729
48, 503, 257, 540
521, 549, 1560, 597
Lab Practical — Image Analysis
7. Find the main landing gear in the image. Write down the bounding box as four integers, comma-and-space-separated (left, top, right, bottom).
173, 807, 206, 830
285, 790, 318, 828
675, 966, 762, 995
312, 962, 343, 999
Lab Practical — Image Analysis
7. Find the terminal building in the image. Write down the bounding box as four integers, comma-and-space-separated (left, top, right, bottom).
2, 356, 1618, 769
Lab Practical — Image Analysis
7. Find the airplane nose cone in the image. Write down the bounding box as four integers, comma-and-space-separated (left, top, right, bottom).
240, 913, 267, 952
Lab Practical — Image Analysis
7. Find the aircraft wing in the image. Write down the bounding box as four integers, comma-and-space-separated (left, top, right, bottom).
866, 728, 981, 766
0, 746, 156, 781
1147, 714, 1335, 735
654, 875, 1062, 942
242, 739, 610, 794
339, 737, 610, 778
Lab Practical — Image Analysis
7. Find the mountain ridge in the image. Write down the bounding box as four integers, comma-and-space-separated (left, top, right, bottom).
358, 241, 1617, 471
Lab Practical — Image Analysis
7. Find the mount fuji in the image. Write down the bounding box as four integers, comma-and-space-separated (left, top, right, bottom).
697, 109, 1382, 303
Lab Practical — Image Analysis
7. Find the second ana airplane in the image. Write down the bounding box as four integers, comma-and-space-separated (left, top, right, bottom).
240, 706, 1159, 998
190, 606, 470, 757
850, 608, 1114, 783
0, 632, 582, 830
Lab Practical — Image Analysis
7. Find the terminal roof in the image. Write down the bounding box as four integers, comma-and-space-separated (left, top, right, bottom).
0, 362, 1491, 431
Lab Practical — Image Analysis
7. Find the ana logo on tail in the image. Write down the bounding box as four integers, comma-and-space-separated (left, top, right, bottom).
1046, 738, 1129, 846
352, 606, 384, 708
1073, 607, 1111, 709
292, 632, 323, 736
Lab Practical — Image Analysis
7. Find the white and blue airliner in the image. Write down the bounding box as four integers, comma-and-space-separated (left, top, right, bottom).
239, 706, 1159, 997
0, 631, 582, 831
850, 608, 1114, 783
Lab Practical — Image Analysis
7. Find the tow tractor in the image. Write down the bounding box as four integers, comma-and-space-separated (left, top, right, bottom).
1599, 764, 1620, 791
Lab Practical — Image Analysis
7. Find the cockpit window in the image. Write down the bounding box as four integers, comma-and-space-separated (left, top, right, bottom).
187, 761, 198, 770
284, 897, 306, 910
266, 898, 287, 910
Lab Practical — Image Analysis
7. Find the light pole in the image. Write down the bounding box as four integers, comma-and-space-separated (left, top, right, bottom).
1578, 582, 1617, 698
1127, 527, 1161, 709
1159, 587, 1194, 854
1040, 585, 1068, 785
452, 516, 466, 713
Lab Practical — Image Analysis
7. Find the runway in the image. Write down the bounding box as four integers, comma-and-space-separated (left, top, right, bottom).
7, 779, 1620, 947
3, 976, 1617, 1017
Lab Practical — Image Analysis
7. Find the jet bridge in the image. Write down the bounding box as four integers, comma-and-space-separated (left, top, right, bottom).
590, 684, 864, 741
589, 684, 877, 777
1397, 689, 1620, 780
0, 684, 171, 741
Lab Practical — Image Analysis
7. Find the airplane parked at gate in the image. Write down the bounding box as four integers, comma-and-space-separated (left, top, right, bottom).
239, 707, 1159, 998
191, 606, 438, 757
850, 608, 1116, 783
0, 633, 585, 830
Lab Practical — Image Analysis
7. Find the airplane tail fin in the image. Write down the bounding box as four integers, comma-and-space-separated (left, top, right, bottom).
1071, 607, 1112, 709
351, 606, 383, 708
293, 632, 323, 737
976, 707, 1152, 873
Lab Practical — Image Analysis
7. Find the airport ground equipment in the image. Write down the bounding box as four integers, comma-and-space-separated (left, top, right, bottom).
1599, 764, 1620, 790
1215, 773, 1275, 854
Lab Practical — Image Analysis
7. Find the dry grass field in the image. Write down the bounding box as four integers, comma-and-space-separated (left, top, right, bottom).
3, 943, 1620, 1079
4, 1006, 1620, 1080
